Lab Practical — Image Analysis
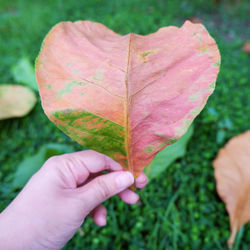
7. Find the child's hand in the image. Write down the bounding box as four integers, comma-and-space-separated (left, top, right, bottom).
0, 150, 148, 249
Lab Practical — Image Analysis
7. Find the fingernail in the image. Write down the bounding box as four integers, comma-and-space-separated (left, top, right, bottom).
116, 172, 134, 189
98, 216, 106, 226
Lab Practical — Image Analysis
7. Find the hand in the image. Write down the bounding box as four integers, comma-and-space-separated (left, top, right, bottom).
0, 150, 148, 249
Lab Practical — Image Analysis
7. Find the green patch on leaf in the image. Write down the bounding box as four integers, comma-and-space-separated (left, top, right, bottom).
213, 60, 221, 67
143, 145, 157, 154
57, 81, 88, 98
46, 84, 53, 89
141, 50, 154, 58
52, 109, 126, 159
208, 81, 216, 91
93, 69, 105, 81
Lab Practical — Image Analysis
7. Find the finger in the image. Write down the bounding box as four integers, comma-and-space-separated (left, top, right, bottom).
77, 171, 134, 214
90, 205, 107, 226
73, 150, 122, 173
135, 172, 148, 189
44, 150, 122, 186
118, 189, 139, 204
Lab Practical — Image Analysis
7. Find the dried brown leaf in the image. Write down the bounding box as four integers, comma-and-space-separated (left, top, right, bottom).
213, 131, 250, 248
242, 42, 250, 54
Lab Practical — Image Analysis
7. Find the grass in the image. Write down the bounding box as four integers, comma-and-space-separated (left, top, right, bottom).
0, 0, 250, 249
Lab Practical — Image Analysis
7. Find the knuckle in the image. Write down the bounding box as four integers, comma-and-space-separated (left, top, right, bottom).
45, 155, 61, 165
43, 155, 67, 172
45, 154, 74, 168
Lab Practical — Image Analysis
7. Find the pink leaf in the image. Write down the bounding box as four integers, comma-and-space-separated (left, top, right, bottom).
36, 20, 220, 176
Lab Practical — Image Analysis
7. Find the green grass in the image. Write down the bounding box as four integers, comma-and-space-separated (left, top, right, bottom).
0, 0, 250, 249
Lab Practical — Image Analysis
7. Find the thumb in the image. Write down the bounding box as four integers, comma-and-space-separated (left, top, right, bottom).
78, 171, 134, 214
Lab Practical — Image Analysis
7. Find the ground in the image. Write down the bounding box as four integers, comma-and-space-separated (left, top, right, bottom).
0, 0, 249, 249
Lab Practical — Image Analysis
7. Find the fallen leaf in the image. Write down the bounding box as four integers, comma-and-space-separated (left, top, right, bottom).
12, 143, 74, 189
36, 20, 220, 176
145, 124, 193, 179
213, 131, 250, 248
11, 57, 38, 91
242, 42, 250, 54
0, 84, 36, 120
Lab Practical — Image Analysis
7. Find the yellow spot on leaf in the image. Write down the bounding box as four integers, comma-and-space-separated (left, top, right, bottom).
213, 60, 221, 67
138, 49, 158, 63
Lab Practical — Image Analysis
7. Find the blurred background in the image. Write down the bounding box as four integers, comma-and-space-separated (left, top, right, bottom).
0, 0, 249, 249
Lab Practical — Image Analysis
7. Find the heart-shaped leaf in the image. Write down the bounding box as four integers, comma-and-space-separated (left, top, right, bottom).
0, 84, 36, 120
213, 131, 250, 248
36, 20, 220, 176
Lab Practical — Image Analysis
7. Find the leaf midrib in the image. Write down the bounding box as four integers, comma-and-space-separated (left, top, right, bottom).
124, 34, 133, 173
